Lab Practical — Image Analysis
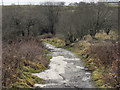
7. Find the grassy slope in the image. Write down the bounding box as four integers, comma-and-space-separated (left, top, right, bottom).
13, 49, 52, 88
42, 31, 119, 88
13, 53, 52, 88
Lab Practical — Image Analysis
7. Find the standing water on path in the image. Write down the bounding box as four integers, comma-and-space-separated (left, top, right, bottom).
32, 42, 94, 88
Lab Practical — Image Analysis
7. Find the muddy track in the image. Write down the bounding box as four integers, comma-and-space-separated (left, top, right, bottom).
32, 42, 94, 88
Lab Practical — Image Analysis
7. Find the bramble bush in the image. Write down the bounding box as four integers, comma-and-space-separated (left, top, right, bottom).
2, 37, 49, 88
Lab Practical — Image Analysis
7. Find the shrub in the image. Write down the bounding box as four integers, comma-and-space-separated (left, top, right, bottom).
89, 41, 120, 88
2, 37, 49, 88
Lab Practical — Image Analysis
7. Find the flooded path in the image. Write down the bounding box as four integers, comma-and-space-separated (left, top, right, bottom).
32, 42, 94, 88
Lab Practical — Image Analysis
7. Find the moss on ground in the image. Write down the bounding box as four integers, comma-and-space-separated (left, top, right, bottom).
44, 49, 51, 54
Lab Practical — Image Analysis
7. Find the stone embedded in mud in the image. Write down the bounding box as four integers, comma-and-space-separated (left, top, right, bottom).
82, 76, 90, 81
76, 66, 85, 69
32, 56, 68, 80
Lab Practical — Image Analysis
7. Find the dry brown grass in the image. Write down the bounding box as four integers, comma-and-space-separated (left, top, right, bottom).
89, 41, 120, 88
2, 37, 48, 88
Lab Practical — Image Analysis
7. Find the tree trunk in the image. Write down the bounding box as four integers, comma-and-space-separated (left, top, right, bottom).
106, 29, 110, 35
21, 30, 24, 36
27, 28, 30, 36
50, 25, 55, 35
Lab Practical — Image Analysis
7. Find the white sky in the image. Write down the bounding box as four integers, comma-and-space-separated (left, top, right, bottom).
0, 0, 118, 5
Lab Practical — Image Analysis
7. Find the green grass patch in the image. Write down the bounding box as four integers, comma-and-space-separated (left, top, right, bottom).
13, 70, 44, 88
106, 3, 119, 7
43, 37, 65, 47
43, 48, 52, 65
13, 48, 52, 88
44, 49, 51, 54
14, 60, 47, 88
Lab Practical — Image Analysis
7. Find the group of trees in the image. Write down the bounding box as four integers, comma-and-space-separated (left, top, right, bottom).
57, 2, 118, 43
2, 3, 61, 40
2, 2, 118, 42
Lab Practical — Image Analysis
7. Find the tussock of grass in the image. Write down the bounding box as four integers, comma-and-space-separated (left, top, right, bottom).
12, 53, 51, 88
95, 31, 118, 41
21, 62, 47, 73
13, 70, 44, 88
95, 79, 105, 87
12, 59, 47, 88
44, 49, 51, 54
92, 69, 104, 81
42, 37, 65, 47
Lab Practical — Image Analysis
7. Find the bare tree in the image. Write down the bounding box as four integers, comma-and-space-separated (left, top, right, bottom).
75, 2, 114, 39
87, 3, 114, 38
44, 2, 60, 35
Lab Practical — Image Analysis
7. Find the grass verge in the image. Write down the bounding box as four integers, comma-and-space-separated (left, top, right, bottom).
42, 32, 120, 88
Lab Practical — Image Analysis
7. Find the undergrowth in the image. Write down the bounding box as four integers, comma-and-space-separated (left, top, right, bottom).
2, 37, 52, 88
68, 41, 120, 88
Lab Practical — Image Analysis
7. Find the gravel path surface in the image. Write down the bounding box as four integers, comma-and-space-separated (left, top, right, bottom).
32, 42, 94, 88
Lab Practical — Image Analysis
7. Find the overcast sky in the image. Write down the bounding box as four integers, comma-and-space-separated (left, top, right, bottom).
0, 0, 118, 5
